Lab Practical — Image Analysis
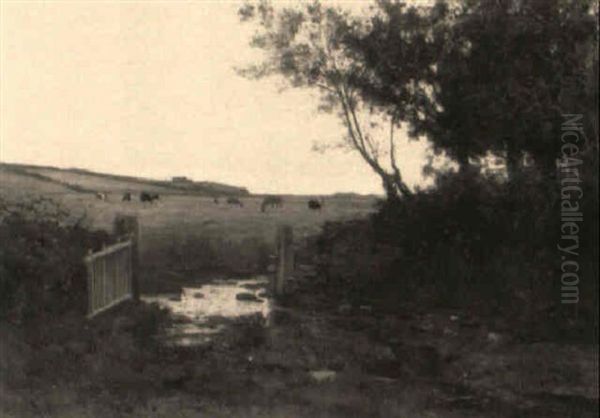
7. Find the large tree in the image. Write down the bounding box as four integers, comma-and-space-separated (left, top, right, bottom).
347, 0, 598, 181
238, 1, 420, 200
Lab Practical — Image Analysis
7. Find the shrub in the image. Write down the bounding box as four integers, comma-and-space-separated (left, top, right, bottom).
316, 169, 598, 341
0, 196, 112, 322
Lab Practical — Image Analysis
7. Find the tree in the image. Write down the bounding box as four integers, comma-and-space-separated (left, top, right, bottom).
347, 0, 598, 182
238, 1, 414, 200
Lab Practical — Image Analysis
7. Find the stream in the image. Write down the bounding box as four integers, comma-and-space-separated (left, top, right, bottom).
142, 276, 273, 346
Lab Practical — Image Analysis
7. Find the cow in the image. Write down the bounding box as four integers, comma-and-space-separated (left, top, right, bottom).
122, 192, 132, 202
140, 192, 160, 203
95, 192, 107, 201
226, 197, 243, 207
308, 199, 323, 211
261, 196, 283, 212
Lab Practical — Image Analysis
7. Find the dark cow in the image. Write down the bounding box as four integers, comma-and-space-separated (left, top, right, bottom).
308, 199, 323, 211
122, 192, 132, 202
140, 192, 160, 203
226, 197, 243, 207
261, 196, 283, 212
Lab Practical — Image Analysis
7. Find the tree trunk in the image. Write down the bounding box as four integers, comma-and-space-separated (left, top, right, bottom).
383, 176, 400, 202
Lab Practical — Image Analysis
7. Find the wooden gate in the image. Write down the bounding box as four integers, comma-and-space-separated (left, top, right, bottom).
85, 237, 134, 318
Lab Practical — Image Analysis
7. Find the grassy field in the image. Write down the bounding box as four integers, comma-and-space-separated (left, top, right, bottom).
1, 164, 378, 289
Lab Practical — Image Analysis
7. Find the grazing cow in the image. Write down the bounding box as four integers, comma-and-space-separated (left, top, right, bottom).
226, 197, 243, 207
140, 192, 160, 203
308, 199, 323, 211
122, 192, 132, 202
95, 192, 107, 201
261, 196, 283, 212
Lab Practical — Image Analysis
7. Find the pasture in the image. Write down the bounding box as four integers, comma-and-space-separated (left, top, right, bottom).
1, 165, 378, 290
72, 194, 375, 281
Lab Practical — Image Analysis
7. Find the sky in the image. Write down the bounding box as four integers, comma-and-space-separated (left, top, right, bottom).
1, 0, 431, 195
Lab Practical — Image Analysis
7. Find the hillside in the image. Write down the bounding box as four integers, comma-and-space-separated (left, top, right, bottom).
0, 163, 249, 197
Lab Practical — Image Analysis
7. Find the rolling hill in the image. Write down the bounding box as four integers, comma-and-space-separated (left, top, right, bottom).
0, 163, 249, 197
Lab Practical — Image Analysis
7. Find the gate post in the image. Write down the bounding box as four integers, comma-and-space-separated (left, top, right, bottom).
114, 214, 140, 301
273, 224, 294, 297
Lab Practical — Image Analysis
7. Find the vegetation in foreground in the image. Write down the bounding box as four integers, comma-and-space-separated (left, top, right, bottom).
240, 0, 598, 342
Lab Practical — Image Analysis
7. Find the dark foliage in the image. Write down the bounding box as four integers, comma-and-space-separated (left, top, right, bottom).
317, 169, 598, 341
0, 196, 112, 322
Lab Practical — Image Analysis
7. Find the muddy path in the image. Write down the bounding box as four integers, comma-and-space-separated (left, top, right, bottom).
132, 269, 598, 418
2, 267, 597, 417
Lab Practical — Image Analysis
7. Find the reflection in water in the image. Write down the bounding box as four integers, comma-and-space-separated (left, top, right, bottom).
142, 276, 272, 346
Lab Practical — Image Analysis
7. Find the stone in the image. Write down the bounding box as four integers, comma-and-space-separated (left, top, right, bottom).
373, 344, 397, 362
487, 332, 503, 343
193, 292, 204, 299
236, 292, 262, 302
309, 370, 337, 383
257, 290, 270, 299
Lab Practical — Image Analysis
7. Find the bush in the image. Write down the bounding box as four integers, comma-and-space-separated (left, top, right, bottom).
316, 169, 598, 341
0, 196, 112, 322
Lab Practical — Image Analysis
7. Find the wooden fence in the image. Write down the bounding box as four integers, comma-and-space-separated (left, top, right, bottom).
85, 237, 134, 318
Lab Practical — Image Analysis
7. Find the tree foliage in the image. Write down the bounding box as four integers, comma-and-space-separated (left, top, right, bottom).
348, 0, 598, 180
239, 0, 597, 191
239, 1, 413, 199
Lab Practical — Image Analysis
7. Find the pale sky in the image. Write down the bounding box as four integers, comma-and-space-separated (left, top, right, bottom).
1, 0, 430, 195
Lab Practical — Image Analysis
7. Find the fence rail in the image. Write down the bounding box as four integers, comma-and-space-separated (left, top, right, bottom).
85, 236, 133, 318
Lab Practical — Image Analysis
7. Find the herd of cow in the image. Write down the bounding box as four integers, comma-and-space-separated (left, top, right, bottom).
94, 191, 324, 211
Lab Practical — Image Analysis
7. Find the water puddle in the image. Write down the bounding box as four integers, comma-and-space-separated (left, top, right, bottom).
142, 276, 273, 346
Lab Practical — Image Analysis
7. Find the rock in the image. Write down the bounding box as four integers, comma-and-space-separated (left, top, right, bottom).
373, 344, 396, 362
193, 292, 204, 299
359, 305, 373, 314
267, 264, 276, 273
168, 294, 181, 302
449, 315, 459, 322
487, 332, 503, 343
257, 290, 270, 299
309, 370, 337, 383
236, 292, 262, 303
